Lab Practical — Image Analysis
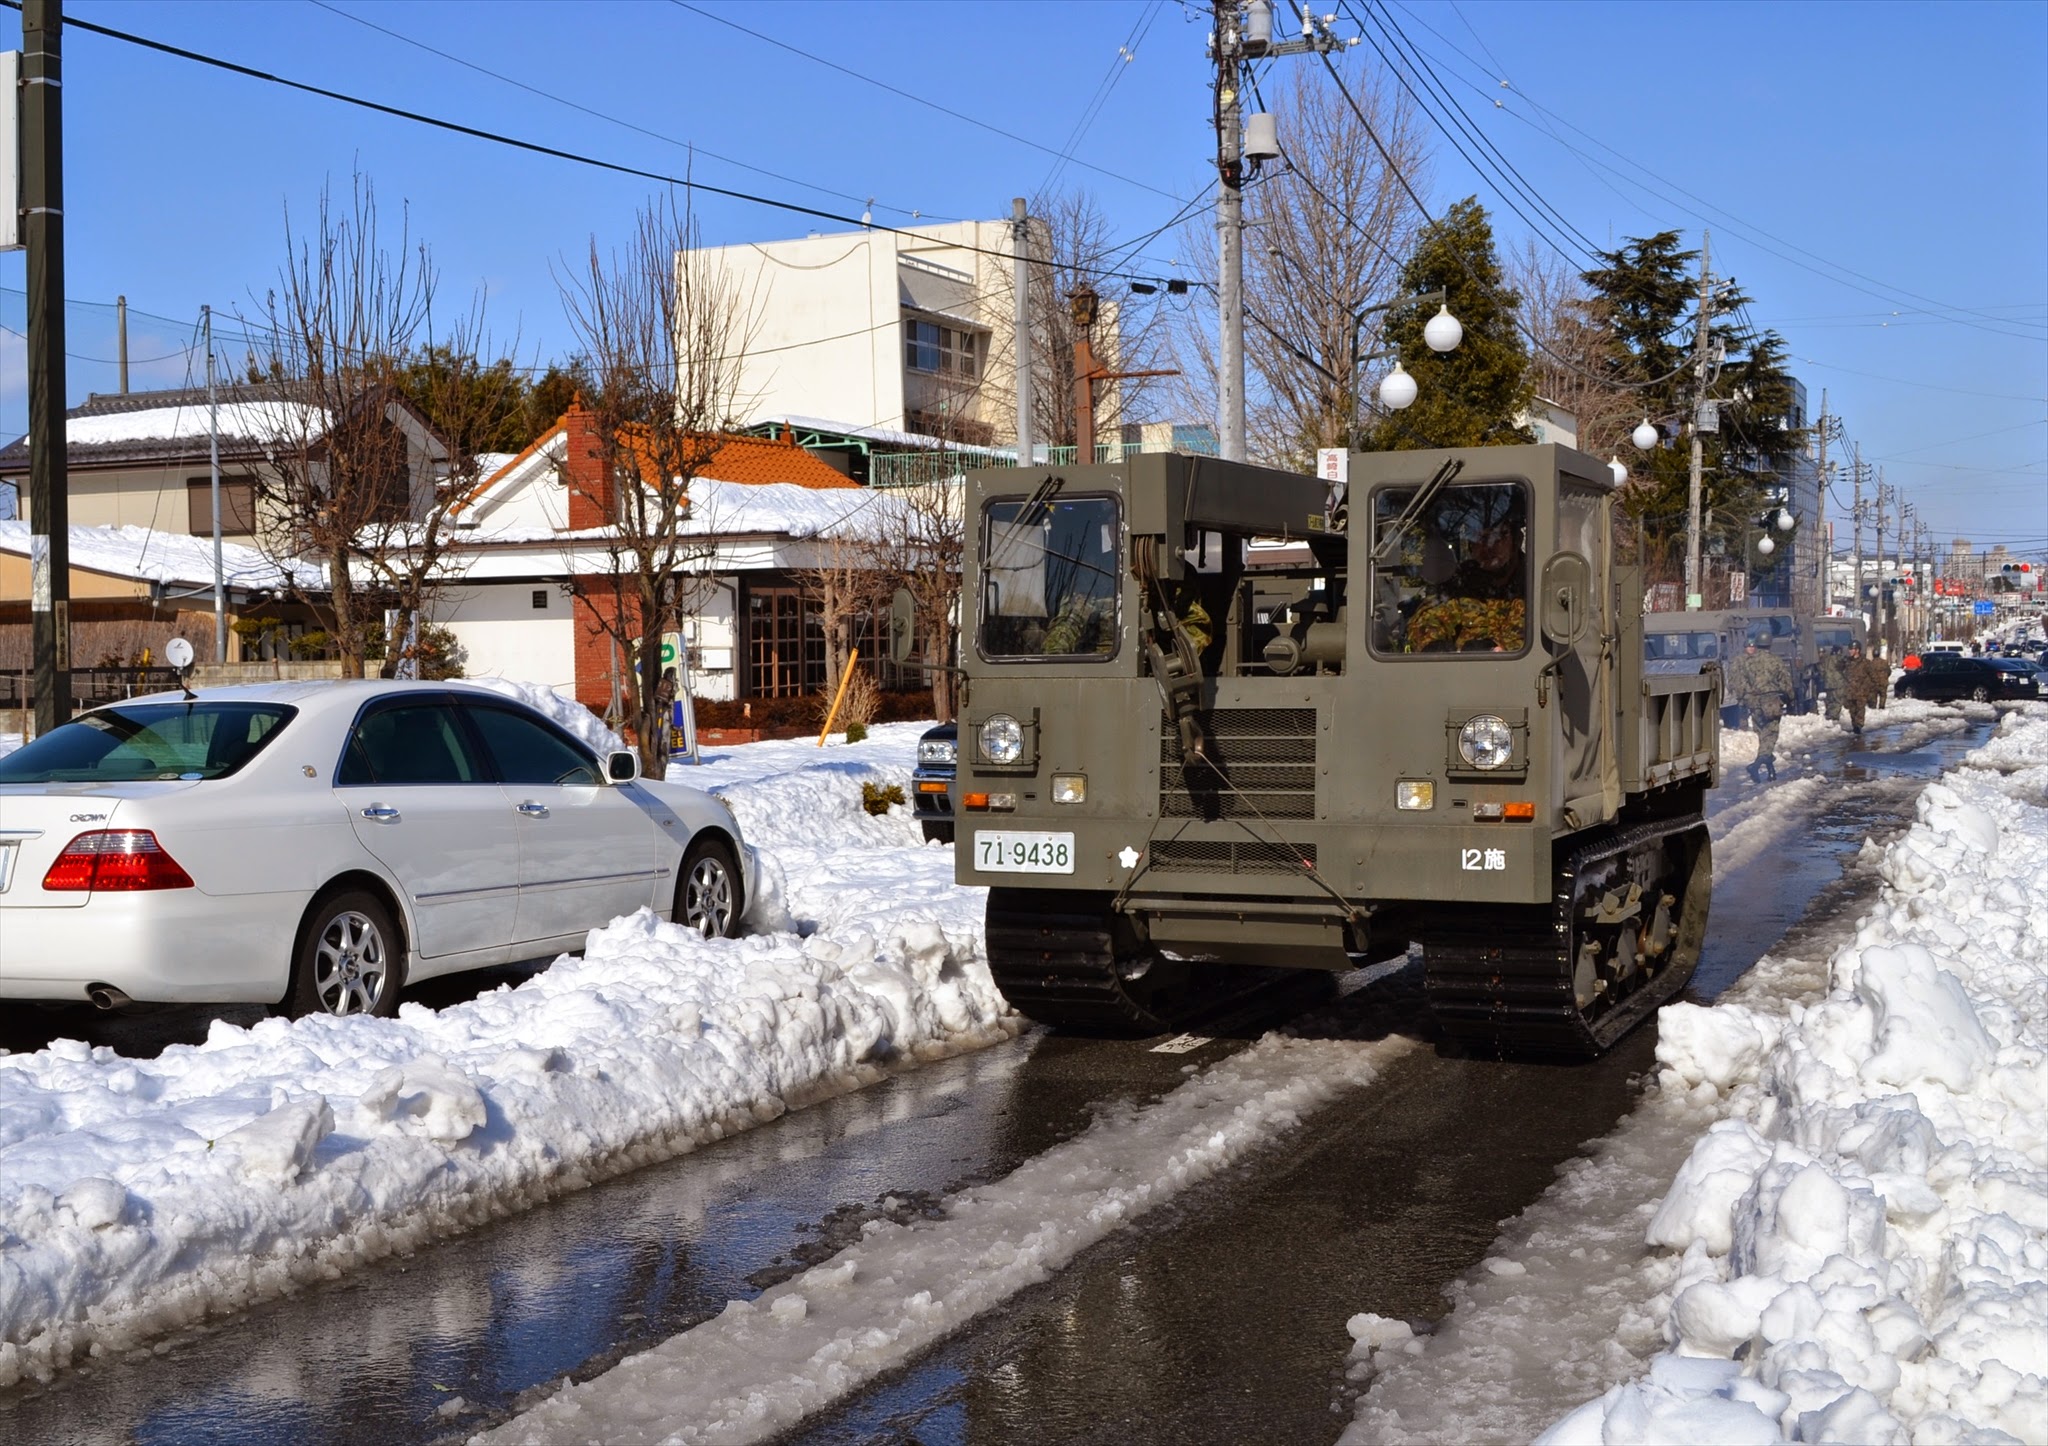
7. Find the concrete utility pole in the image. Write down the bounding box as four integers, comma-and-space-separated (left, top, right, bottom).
1211, 2, 1345, 463
1851, 443, 1865, 635
1011, 197, 1033, 466
1683, 232, 1715, 610
206, 304, 226, 661
1874, 473, 1891, 653
1813, 389, 1836, 613
116, 294, 127, 393
1214, 0, 1245, 462
25, 0, 69, 735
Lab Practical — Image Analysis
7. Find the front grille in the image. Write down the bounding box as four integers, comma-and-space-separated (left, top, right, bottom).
1160, 707, 1317, 819
1150, 839, 1316, 875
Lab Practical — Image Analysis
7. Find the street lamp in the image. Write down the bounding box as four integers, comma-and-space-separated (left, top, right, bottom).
1378, 357, 1418, 411
1608, 456, 1628, 486
1632, 418, 1660, 450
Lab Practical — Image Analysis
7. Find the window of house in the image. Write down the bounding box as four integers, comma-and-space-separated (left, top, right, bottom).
905, 319, 982, 380
187, 475, 257, 537
746, 585, 892, 698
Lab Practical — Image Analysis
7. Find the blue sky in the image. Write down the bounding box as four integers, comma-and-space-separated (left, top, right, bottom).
0, 0, 2041, 554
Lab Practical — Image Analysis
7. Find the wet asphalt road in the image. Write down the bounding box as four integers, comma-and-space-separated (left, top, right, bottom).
0, 718, 1998, 1446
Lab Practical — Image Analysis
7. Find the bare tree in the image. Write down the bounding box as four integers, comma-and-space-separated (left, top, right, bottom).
245, 175, 449, 677
559, 193, 759, 772
1508, 238, 1636, 458
1169, 62, 1428, 469
864, 481, 964, 719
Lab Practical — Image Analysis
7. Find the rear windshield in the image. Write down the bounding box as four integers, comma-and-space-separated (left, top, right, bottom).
0, 702, 293, 784
1645, 630, 1720, 661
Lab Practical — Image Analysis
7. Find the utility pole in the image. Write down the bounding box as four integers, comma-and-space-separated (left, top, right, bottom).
25, 0, 68, 736
1813, 390, 1836, 613
1850, 443, 1865, 637
1210, 2, 1346, 464
206, 304, 226, 661
1214, 0, 1244, 462
1010, 197, 1033, 466
1683, 232, 1715, 610
1873, 472, 1891, 654
116, 294, 128, 393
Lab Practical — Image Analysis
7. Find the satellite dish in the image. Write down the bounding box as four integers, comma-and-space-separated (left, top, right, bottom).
164, 637, 195, 670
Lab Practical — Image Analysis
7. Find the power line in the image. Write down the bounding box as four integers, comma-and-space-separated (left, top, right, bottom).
664, 0, 1187, 204
36, 4, 1194, 296
1348, 0, 1602, 268
1385, 0, 2048, 344
1038, 0, 1165, 198
305, 0, 946, 223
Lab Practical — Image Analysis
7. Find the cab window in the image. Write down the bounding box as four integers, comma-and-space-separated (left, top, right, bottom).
979, 494, 1121, 660
1371, 481, 1529, 655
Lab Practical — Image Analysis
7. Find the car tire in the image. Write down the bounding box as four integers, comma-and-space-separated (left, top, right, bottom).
1969, 685, 1990, 702
676, 836, 745, 939
286, 888, 404, 1019
922, 821, 955, 845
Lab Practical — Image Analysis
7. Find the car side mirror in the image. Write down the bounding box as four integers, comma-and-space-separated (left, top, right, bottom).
606, 749, 640, 783
1540, 552, 1593, 648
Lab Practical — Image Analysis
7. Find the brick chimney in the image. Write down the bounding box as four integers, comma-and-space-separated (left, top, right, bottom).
563, 396, 610, 530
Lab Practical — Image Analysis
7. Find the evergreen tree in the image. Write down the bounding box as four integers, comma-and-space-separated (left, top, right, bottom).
1360, 198, 1534, 450
1580, 232, 1806, 593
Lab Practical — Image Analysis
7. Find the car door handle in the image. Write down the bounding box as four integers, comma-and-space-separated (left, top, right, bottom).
360, 805, 401, 822
516, 802, 550, 818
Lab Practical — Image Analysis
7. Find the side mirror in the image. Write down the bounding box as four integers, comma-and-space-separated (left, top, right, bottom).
1540, 552, 1593, 648
606, 749, 641, 783
888, 587, 915, 664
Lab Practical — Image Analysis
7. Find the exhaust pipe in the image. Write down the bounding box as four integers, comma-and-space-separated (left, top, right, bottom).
87, 984, 132, 1011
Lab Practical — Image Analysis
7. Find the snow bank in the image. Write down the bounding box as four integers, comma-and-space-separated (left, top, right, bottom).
0, 723, 1010, 1388
1536, 712, 2048, 1444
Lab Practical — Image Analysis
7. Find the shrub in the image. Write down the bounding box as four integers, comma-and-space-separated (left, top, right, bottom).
861, 782, 905, 815
845, 720, 868, 743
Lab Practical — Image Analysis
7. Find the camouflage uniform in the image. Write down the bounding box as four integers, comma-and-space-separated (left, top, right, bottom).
1732, 644, 1793, 780
1841, 646, 1889, 735
1818, 648, 1850, 722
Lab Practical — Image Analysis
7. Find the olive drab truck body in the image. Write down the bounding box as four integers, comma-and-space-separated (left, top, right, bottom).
955, 444, 1718, 1058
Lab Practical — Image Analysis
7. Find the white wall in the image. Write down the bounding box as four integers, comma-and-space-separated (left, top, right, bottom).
435, 581, 577, 695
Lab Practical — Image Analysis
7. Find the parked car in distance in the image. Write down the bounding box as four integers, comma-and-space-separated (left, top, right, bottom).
0, 680, 752, 1018
1893, 654, 2041, 703
911, 721, 956, 843
1987, 656, 2044, 696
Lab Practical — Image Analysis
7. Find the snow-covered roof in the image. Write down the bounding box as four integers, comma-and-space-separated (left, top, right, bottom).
0, 520, 322, 590
751, 414, 1011, 456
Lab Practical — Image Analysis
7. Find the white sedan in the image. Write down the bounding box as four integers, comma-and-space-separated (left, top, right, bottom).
0, 680, 753, 1017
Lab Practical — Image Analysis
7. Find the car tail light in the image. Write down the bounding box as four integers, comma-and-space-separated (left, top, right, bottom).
43, 831, 196, 892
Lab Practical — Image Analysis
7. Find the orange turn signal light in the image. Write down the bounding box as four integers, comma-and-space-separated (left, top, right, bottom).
917, 780, 949, 794
963, 792, 990, 810
1503, 802, 1537, 822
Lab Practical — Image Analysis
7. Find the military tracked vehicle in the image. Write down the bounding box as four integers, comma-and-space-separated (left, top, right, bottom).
948, 444, 1720, 1059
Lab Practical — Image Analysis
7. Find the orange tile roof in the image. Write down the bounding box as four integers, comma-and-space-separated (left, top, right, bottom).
453, 412, 854, 516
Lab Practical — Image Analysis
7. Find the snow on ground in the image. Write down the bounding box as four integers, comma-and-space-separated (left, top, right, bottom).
0, 719, 1009, 1389
1345, 702, 2048, 1446
475, 1033, 1406, 1446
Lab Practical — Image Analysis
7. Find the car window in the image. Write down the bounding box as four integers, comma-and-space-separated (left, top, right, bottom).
463, 703, 603, 786
1770, 616, 1795, 638
338, 703, 484, 786
1371, 481, 1529, 656
0, 702, 292, 784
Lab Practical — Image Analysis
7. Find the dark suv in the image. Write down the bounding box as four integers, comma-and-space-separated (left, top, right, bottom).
1895, 653, 2043, 702
911, 721, 956, 843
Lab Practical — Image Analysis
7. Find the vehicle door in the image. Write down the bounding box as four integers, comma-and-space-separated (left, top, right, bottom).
1920, 656, 1964, 699
458, 699, 669, 949
336, 697, 518, 960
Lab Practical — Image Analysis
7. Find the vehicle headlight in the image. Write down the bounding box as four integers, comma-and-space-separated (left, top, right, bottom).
919, 738, 957, 765
980, 714, 1023, 765
1457, 714, 1515, 770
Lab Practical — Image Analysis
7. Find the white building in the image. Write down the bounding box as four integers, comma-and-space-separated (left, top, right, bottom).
700, 218, 1025, 450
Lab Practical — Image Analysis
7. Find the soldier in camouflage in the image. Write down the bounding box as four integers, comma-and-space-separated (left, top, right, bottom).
1731, 640, 1793, 781
1841, 640, 1890, 736
1818, 645, 1850, 723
